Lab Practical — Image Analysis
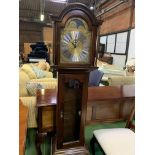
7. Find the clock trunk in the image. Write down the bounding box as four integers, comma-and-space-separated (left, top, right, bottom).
57, 71, 89, 149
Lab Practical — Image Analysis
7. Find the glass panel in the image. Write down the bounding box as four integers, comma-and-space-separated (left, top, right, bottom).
107, 34, 115, 53
100, 36, 107, 44
63, 79, 82, 143
60, 18, 91, 64
115, 32, 128, 54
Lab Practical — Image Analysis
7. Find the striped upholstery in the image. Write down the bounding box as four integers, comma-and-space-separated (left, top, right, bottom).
21, 64, 37, 79
43, 71, 53, 78
108, 75, 135, 86
20, 79, 58, 128
30, 78, 58, 89
19, 63, 56, 128
30, 78, 56, 82
19, 97, 37, 128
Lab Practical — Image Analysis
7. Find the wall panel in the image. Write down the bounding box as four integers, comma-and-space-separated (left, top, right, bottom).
100, 8, 131, 35
19, 21, 43, 52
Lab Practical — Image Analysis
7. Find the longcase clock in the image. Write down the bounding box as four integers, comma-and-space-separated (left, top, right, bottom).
51, 3, 99, 154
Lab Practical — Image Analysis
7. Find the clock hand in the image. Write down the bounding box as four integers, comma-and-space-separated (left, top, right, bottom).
70, 42, 76, 48
73, 39, 79, 48
71, 40, 77, 48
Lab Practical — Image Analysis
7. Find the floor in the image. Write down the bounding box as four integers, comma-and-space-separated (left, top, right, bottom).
25, 121, 126, 155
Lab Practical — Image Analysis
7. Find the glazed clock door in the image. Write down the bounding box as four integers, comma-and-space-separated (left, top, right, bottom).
57, 73, 88, 149
60, 18, 91, 65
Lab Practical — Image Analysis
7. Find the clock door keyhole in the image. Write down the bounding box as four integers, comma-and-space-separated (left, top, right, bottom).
60, 111, 63, 119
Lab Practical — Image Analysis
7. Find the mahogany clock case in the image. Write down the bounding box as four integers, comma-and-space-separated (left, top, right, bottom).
50, 3, 99, 152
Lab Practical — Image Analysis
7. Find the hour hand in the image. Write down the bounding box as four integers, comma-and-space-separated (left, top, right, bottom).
71, 41, 75, 46
71, 41, 76, 48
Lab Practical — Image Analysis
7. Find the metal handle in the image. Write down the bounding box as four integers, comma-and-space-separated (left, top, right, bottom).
60, 111, 63, 118
78, 110, 81, 116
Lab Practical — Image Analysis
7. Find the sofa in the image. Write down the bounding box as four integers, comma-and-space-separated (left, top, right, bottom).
19, 61, 57, 128
97, 59, 135, 86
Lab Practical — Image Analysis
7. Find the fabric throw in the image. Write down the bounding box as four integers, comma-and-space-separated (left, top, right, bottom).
26, 82, 43, 96
32, 66, 46, 78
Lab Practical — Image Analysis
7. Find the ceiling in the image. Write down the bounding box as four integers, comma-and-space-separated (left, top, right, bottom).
19, 0, 107, 24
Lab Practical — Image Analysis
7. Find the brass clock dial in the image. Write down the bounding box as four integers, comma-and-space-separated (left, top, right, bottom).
60, 18, 91, 64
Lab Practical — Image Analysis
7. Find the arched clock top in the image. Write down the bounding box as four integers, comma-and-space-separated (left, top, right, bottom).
50, 3, 99, 26
52, 3, 99, 67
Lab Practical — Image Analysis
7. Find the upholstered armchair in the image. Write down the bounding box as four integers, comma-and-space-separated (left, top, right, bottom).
19, 62, 58, 128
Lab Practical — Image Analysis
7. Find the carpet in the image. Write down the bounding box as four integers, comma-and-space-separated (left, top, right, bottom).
25, 121, 126, 155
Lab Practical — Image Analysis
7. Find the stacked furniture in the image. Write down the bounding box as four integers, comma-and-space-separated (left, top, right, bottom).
27, 42, 49, 63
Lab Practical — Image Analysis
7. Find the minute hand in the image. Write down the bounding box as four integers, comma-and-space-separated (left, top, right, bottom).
72, 40, 78, 48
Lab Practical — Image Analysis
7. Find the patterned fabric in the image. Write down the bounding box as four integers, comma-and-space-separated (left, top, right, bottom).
19, 96, 37, 128
32, 66, 46, 78
26, 82, 43, 96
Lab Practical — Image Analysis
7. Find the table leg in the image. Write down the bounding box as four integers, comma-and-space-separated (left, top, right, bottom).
36, 132, 47, 155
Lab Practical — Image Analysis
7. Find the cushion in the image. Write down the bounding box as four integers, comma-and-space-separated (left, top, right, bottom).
37, 60, 47, 70
43, 71, 53, 78
37, 60, 50, 71
21, 64, 37, 79
32, 66, 46, 78
45, 62, 50, 71
26, 82, 43, 96
93, 128, 135, 155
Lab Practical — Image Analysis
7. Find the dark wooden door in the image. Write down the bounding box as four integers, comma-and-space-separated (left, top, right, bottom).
57, 72, 89, 149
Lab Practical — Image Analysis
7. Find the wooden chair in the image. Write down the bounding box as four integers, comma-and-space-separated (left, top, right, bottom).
90, 105, 135, 155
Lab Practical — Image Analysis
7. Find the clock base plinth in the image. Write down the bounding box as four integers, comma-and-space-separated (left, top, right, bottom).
52, 136, 90, 155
